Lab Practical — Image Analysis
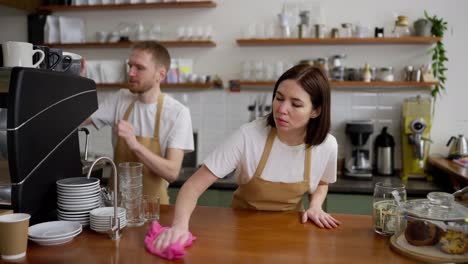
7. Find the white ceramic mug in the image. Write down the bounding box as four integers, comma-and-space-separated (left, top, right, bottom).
2, 41, 45, 68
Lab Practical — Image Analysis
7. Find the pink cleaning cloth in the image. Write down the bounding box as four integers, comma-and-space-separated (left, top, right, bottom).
144, 221, 196, 260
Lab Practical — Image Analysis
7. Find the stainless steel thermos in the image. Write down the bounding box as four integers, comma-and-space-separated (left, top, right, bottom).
374, 126, 395, 176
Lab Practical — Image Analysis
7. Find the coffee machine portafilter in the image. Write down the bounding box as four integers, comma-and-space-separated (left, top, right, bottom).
408, 118, 427, 168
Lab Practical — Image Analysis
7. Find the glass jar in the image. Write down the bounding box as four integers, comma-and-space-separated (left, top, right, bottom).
345, 67, 360, 81
377, 67, 394, 82
340, 23, 353, 38
331, 66, 345, 81
392, 15, 411, 37
314, 24, 326, 39
393, 192, 468, 260
373, 182, 407, 236
313, 57, 329, 79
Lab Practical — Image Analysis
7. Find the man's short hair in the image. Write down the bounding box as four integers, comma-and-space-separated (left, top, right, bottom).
132, 41, 171, 71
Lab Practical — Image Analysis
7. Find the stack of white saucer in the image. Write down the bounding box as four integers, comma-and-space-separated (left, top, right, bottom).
28, 221, 82, 246
89, 207, 127, 233
56, 177, 102, 226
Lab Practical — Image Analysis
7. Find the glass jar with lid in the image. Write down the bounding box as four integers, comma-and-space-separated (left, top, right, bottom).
391, 192, 468, 262
313, 57, 329, 79
377, 67, 394, 82
392, 15, 411, 37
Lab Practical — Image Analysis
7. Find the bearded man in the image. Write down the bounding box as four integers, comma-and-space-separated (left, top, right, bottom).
83, 41, 194, 204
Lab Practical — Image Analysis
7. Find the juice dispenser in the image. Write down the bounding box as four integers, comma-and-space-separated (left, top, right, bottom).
401, 96, 432, 181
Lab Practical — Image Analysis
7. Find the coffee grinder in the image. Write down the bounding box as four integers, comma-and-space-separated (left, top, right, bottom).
401, 96, 432, 181
344, 120, 374, 179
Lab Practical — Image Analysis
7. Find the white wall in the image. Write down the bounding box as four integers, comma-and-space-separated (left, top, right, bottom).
1, 0, 467, 167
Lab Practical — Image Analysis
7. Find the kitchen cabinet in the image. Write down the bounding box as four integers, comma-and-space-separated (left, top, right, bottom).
168, 187, 233, 207
170, 187, 373, 215
324, 194, 373, 215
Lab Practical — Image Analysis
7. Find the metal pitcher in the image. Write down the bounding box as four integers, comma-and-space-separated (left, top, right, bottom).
446, 134, 468, 159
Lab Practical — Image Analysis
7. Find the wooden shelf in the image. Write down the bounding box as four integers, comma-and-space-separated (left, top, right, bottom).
42, 40, 216, 48
236, 37, 441, 46
230, 81, 439, 90
97, 82, 216, 89
38, 1, 216, 12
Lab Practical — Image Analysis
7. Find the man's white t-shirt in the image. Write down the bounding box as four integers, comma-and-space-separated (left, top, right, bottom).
203, 118, 337, 193
91, 89, 194, 157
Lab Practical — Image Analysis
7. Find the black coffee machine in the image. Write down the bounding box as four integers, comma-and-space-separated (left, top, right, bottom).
344, 120, 374, 179
0, 67, 97, 224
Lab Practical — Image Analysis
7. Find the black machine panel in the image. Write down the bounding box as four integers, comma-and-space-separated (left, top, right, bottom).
2, 67, 97, 224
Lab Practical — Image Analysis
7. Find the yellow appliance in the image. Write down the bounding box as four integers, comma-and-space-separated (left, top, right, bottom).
401, 96, 432, 181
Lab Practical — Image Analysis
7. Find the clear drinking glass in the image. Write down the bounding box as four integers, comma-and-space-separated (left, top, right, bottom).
143, 195, 160, 222
119, 162, 144, 227
373, 182, 406, 236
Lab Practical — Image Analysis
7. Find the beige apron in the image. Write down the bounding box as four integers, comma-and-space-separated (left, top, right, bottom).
231, 128, 311, 211
111, 93, 170, 204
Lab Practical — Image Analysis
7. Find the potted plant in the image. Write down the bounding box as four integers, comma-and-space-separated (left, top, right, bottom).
424, 11, 448, 100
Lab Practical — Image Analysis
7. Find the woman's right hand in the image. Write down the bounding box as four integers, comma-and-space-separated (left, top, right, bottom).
153, 225, 191, 252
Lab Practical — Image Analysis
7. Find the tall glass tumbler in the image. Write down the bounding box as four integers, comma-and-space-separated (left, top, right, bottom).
372, 182, 406, 236
119, 162, 144, 227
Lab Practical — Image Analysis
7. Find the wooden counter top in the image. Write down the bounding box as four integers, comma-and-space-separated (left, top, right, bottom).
428, 155, 468, 180
3, 206, 419, 264
428, 155, 468, 190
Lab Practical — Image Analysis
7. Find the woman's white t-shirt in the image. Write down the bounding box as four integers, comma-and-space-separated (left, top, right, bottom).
91, 89, 194, 156
203, 118, 337, 193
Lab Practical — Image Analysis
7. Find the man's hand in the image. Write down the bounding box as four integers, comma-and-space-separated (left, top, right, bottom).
115, 120, 140, 151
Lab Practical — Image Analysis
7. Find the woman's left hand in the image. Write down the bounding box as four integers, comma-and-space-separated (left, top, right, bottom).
301, 207, 341, 229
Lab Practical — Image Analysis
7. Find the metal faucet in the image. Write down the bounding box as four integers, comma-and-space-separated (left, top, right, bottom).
86, 156, 121, 240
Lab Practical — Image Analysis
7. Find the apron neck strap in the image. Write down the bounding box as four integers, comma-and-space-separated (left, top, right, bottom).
123, 101, 136, 121
304, 146, 311, 182
253, 127, 277, 178
154, 93, 164, 138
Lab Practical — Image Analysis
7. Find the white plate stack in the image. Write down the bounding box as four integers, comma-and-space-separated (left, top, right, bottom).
28, 221, 82, 246
56, 177, 102, 226
89, 207, 127, 233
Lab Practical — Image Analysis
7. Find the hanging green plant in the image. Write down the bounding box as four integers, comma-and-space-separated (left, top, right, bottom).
424, 11, 448, 99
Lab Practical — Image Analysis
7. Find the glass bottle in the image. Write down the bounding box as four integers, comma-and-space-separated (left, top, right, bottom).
363, 63, 372, 82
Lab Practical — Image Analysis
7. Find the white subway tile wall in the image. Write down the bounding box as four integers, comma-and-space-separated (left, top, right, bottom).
81, 89, 431, 170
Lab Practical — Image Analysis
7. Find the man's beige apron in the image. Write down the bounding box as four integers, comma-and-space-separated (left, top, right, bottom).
110, 94, 170, 204
231, 128, 311, 211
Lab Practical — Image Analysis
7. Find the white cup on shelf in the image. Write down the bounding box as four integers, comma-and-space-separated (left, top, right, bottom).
2, 41, 45, 68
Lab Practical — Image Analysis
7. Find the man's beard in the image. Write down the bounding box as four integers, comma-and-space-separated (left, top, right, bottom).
129, 80, 153, 95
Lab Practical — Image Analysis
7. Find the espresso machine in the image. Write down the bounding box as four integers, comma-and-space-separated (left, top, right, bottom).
0, 67, 97, 224
344, 120, 374, 179
401, 96, 432, 181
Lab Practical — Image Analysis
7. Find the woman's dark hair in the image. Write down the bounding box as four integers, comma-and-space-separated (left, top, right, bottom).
266, 64, 331, 146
